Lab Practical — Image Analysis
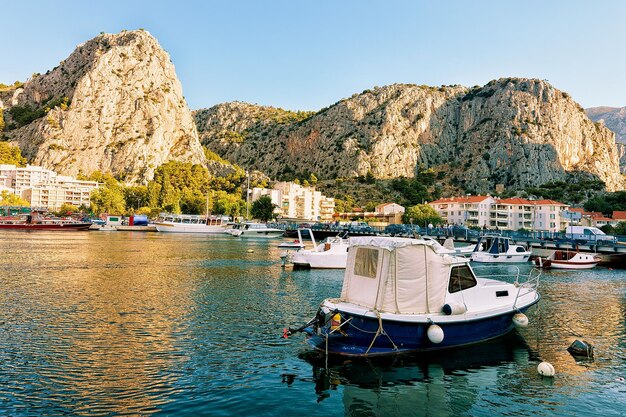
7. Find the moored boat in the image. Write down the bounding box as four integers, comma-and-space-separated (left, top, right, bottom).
0, 212, 91, 231
154, 214, 230, 234
285, 236, 541, 356
471, 235, 531, 263
225, 222, 284, 238
290, 231, 350, 269
533, 250, 601, 269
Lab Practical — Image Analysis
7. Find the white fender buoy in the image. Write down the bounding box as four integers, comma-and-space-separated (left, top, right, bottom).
512, 313, 529, 328
537, 361, 555, 377
442, 303, 467, 315
427, 324, 444, 344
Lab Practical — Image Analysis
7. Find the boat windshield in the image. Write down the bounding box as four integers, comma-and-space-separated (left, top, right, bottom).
448, 265, 477, 293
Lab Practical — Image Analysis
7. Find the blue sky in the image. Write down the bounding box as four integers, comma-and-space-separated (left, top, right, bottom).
1, 0, 625, 111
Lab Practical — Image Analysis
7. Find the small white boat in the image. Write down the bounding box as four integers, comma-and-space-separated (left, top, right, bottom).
533, 250, 601, 269
471, 235, 531, 263
226, 222, 284, 238
290, 231, 350, 269
422, 236, 474, 257
154, 214, 230, 234
285, 236, 541, 356
278, 239, 305, 249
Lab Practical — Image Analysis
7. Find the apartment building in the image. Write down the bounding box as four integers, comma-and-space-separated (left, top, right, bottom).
429, 196, 497, 227
250, 181, 335, 221
429, 196, 569, 232
0, 164, 98, 210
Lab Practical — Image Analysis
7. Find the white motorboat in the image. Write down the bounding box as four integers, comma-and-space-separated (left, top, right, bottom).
471, 235, 531, 263
290, 231, 350, 269
154, 214, 230, 234
285, 236, 541, 356
533, 250, 601, 269
422, 236, 474, 257
226, 222, 284, 238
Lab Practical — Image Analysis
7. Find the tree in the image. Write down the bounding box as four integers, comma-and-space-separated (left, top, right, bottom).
402, 204, 442, 226
56, 203, 78, 216
0, 190, 29, 207
250, 195, 275, 222
90, 185, 126, 215
212, 190, 244, 219
0, 142, 27, 167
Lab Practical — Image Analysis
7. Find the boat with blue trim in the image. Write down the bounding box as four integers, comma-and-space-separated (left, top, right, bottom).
471, 235, 532, 263
285, 236, 540, 356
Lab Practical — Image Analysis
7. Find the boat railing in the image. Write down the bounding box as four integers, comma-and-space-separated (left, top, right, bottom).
472, 265, 541, 309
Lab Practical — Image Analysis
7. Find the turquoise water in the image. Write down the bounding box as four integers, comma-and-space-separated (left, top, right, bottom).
0, 232, 624, 416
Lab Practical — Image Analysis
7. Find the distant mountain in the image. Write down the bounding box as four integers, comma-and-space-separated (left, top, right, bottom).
196, 78, 624, 192
0, 30, 206, 182
586, 106, 626, 142
586, 106, 626, 173
1, 29, 622, 192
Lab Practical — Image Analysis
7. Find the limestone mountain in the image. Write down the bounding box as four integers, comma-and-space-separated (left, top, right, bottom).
586, 106, 626, 173
196, 78, 624, 192
0, 30, 206, 182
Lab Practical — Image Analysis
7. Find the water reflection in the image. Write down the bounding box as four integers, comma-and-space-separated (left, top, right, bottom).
296, 333, 534, 416
1, 232, 624, 416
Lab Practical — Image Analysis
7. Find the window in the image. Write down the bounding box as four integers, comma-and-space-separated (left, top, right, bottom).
449, 265, 477, 293
354, 248, 378, 278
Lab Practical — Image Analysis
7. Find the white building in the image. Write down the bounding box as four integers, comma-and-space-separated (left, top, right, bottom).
0, 164, 98, 210
429, 196, 569, 232
250, 181, 335, 221
429, 196, 497, 227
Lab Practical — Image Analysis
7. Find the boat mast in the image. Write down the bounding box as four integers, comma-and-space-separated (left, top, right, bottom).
246, 171, 250, 221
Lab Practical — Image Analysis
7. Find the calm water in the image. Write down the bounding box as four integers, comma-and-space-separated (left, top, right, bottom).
0, 231, 624, 416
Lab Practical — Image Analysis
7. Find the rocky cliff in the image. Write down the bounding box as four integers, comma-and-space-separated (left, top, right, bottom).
586, 106, 626, 173
0, 30, 206, 182
196, 79, 624, 192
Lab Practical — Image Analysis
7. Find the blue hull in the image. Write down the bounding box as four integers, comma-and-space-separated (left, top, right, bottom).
304, 303, 538, 356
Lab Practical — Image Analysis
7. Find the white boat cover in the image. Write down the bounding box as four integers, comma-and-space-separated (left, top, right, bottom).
341, 237, 454, 314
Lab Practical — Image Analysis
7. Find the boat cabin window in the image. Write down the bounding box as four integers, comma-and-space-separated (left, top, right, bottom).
354, 248, 378, 278
448, 265, 477, 293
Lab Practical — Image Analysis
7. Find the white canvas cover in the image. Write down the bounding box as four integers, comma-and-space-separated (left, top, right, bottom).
341, 237, 453, 314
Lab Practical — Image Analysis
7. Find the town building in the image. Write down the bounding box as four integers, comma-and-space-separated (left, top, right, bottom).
334, 203, 406, 225
428, 196, 497, 227
429, 196, 569, 232
0, 164, 98, 210
249, 181, 335, 221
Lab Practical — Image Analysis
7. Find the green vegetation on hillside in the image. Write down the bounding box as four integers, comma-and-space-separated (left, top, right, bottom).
523, 179, 606, 204
0, 81, 23, 91
584, 191, 626, 215
316, 170, 442, 215
7, 96, 70, 129
86, 161, 257, 218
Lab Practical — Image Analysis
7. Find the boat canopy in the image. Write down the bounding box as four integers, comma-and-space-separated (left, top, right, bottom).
341, 237, 458, 315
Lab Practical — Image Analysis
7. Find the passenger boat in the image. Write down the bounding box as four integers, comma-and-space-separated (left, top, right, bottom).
285, 237, 540, 356
154, 214, 230, 233
0, 212, 91, 231
289, 231, 350, 269
471, 235, 531, 263
225, 222, 284, 238
533, 250, 601, 269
